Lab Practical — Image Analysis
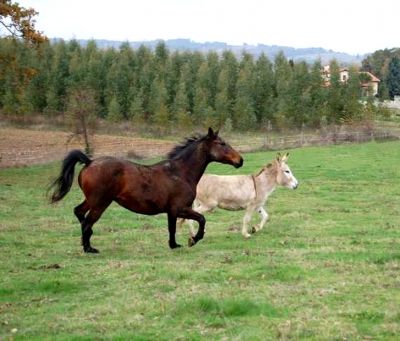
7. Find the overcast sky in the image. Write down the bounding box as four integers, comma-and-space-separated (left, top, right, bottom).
18, 0, 399, 55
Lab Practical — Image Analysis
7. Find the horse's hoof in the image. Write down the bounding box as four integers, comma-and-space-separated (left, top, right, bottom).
84, 246, 99, 253
188, 237, 196, 247
169, 242, 182, 249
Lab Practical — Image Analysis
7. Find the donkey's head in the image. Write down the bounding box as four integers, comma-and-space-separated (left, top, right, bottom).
275, 153, 298, 189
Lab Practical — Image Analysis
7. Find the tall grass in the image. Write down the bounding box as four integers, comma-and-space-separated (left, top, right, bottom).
1, 141, 399, 339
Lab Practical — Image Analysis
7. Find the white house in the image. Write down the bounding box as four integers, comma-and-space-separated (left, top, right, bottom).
322, 65, 380, 96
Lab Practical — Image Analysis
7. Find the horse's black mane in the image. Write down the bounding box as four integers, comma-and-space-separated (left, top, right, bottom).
167, 133, 207, 160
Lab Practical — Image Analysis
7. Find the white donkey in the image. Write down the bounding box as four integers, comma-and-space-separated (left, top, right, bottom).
179, 153, 298, 238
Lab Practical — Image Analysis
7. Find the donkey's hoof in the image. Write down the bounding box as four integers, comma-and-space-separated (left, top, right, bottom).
243, 233, 251, 239
251, 226, 257, 234
84, 246, 99, 253
188, 237, 196, 247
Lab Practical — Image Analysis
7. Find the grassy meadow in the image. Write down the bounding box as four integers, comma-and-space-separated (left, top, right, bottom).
0, 140, 400, 340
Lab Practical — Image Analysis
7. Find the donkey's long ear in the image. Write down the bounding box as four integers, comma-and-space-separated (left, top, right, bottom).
276, 152, 282, 161
281, 153, 289, 162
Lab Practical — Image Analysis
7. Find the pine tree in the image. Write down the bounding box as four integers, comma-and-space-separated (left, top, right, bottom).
220, 50, 238, 116
194, 86, 215, 128
82, 40, 104, 115
153, 103, 170, 134
286, 61, 311, 127
107, 95, 123, 122
205, 51, 220, 110
104, 44, 136, 120
193, 59, 212, 125
254, 53, 275, 124
308, 60, 328, 127
171, 76, 189, 121
129, 95, 145, 125
273, 52, 292, 129
136, 45, 154, 116
43, 41, 69, 113
387, 56, 400, 100
326, 60, 343, 124
233, 52, 256, 129
341, 66, 363, 123
164, 52, 182, 109
215, 68, 231, 126
149, 78, 170, 129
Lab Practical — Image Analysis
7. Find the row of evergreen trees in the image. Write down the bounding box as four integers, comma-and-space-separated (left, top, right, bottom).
0, 39, 378, 131
361, 48, 400, 100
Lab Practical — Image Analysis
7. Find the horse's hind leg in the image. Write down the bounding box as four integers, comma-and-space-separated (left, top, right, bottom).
81, 204, 109, 253
167, 213, 181, 249
74, 200, 90, 223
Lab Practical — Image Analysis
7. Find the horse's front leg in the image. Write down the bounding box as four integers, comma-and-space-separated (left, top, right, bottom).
188, 203, 211, 238
177, 207, 206, 247
167, 213, 181, 249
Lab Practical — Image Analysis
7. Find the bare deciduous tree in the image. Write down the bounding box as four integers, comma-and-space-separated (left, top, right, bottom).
66, 88, 97, 156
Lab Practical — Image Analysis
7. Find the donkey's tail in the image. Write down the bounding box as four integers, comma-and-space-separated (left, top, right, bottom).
49, 150, 92, 203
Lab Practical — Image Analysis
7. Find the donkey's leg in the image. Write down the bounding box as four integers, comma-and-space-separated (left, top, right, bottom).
176, 218, 185, 230
242, 205, 256, 238
177, 207, 206, 247
254, 207, 269, 233
74, 200, 90, 223
81, 205, 109, 253
168, 213, 181, 249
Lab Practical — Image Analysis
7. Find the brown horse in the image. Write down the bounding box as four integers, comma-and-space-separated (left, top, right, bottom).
49, 128, 243, 253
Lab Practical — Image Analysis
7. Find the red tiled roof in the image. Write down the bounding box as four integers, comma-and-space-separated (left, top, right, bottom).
361, 71, 380, 82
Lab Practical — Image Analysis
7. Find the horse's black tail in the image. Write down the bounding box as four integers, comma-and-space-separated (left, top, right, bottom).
49, 150, 92, 204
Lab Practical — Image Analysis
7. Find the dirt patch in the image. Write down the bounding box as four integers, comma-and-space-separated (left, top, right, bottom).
0, 127, 175, 168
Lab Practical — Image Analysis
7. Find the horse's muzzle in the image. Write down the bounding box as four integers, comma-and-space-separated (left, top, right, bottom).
234, 157, 244, 168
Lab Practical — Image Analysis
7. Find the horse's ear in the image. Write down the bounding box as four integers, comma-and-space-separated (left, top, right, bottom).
208, 127, 217, 137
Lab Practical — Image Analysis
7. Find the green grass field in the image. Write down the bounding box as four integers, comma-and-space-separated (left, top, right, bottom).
1, 141, 400, 340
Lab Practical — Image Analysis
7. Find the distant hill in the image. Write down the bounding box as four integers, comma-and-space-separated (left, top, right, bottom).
54, 38, 365, 65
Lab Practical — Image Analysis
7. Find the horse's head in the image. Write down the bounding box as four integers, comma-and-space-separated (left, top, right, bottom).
205, 128, 243, 168
275, 153, 298, 189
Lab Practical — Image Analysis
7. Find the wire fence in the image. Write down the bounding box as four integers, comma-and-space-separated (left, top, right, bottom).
0, 125, 399, 168
238, 128, 398, 152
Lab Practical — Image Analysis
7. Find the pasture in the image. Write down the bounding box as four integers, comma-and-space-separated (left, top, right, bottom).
1, 141, 399, 340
